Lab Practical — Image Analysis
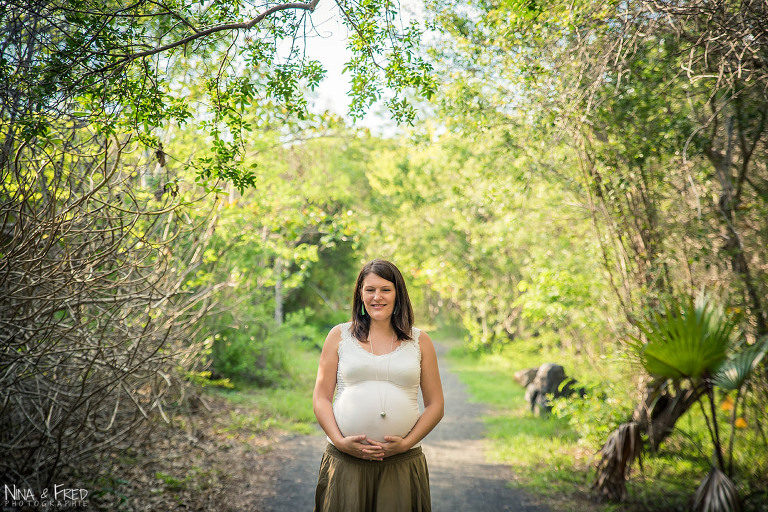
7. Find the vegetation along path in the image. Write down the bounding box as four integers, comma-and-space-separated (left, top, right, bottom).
257, 341, 552, 512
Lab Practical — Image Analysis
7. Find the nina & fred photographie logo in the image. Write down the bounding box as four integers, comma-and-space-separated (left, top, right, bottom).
3, 483, 88, 509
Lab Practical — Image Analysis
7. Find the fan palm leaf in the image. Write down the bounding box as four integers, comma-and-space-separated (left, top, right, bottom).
593, 422, 643, 502
712, 334, 768, 475
628, 294, 737, 380
712, 335, 768, 391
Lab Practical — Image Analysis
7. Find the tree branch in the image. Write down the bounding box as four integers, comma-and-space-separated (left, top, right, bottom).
94, 1, 321, 74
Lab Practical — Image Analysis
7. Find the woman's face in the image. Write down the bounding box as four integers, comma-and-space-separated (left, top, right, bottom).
361, 273, 397, 320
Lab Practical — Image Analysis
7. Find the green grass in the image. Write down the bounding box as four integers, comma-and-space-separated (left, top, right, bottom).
444, 331, 768, 511
207, 344, 320, 435
446, 341, 595, 498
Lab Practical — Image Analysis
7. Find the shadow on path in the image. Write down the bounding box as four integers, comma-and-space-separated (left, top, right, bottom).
258, 341, 552, 511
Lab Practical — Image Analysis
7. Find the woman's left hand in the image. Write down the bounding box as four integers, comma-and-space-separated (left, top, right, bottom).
365, 436, 412, 458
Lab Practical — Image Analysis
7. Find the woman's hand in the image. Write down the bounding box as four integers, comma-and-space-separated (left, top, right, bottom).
365, 436, 411, 458
337, 434, 385, 461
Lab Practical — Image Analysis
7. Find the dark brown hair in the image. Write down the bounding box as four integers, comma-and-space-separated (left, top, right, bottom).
350, 259, 414, 342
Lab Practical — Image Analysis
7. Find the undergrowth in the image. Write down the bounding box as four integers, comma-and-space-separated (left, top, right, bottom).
444, 330, 768, 512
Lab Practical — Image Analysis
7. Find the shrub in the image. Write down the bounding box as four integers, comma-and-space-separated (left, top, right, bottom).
211, 308, 328, 386
211, 311, 290, 387
551, 381, 634, 449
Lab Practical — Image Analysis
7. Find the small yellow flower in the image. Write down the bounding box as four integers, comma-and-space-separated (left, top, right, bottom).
734, 417, 748, 429
720, 396, 734, 412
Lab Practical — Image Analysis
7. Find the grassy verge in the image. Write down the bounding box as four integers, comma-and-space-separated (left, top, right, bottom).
443, 331, 768, 512
205, 343, 320, 436
444, 338, 606, 511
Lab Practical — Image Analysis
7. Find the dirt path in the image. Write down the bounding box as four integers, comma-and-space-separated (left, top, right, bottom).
257, 342, 552, 511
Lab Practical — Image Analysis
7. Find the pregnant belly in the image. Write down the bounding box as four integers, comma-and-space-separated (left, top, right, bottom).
334, 381, 420, 443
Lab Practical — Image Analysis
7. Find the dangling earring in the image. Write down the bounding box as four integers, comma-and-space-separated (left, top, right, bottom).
393, 303, 399, 314
361, 303, 366, 316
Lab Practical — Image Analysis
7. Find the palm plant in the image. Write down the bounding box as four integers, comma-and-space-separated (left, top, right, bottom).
712, 341, 768, 475
593, 293, 767, 510
629, 294, 737, 474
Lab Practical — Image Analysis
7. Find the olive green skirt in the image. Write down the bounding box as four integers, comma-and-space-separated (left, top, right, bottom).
314, 443, 431, 512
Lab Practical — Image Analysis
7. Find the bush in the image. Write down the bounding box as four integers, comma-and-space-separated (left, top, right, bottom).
211, 309, 328, 386
551, 381, 634, 449
305, 309, 350, 345
284, 308, 336, 350
212, 324, 287, 386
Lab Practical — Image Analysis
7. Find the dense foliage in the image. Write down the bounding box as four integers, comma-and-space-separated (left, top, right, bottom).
1, 0, 435, 489
424, 0, 768, 507
3, 0, 767, 508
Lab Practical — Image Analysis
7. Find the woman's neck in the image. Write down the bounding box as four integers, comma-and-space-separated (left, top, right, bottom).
368, 319, 394, 339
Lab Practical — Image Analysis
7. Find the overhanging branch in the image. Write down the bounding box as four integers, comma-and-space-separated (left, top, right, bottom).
95, 0, 321, 74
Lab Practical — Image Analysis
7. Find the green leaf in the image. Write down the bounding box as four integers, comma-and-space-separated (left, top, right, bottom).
629, 294, 736, 380
712, 336, 768, 390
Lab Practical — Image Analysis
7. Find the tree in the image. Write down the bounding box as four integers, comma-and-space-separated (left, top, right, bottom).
353, 112, 609, 353
1, 0, 436, 488
428, 0, 768, 334
186, 113, 378, 383
427, 0, 768, 503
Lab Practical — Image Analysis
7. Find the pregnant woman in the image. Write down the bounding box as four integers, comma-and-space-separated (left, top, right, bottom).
313, 259, 444, 512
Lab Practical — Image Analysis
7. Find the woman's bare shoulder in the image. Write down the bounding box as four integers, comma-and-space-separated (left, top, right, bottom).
327, 324, 344, 340
415, 328, 434, 346
318, 325, 344, 361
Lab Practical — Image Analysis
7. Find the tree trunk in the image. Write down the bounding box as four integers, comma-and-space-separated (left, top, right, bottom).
631, 377, 703, 451
274, 256, 283, 326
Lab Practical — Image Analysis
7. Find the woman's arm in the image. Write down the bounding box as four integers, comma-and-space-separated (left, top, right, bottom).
368, 330, 445, 457
312, 325, 380, 460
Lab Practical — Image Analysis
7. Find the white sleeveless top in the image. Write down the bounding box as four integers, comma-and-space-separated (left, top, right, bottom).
332, 322, 422, 445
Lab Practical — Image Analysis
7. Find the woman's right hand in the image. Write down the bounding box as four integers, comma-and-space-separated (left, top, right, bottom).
337, 434, 384, 461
